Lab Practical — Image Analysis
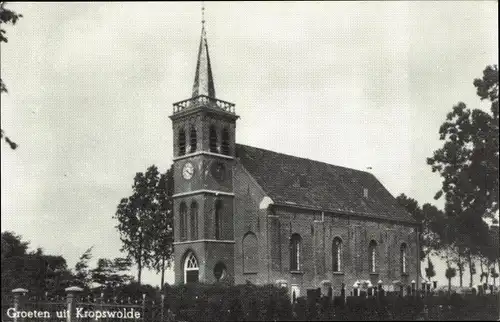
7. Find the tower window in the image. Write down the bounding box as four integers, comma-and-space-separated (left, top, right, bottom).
190, 201, 198, 240
215, 200, 223, 239
190, 126, 197, 153
179, 202, 187, 241
333, 237, 342, 272
209, 126, 218, 153
178, 129, 186, 156
290, 233, 302, 271
369, 240, 378, 273
400, 243, 407, 274
221, 128, 230, 155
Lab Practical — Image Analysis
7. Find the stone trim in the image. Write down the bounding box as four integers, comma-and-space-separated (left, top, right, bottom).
173, 190, 235, 198
173, 151, 234, 162
174, 239, 235, 245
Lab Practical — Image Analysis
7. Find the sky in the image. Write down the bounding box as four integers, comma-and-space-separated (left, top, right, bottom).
1, 2, 498, 288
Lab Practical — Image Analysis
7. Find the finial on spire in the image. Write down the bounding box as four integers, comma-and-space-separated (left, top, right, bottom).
192, 1, 215, 98
201, 1, 205, 26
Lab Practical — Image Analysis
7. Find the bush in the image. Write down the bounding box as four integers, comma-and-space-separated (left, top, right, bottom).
163, 283, 293, 321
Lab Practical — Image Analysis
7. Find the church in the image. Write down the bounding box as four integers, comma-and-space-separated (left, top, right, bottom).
170, 19, 421, 298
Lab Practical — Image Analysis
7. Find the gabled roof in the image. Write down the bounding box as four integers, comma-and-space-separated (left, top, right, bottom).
236, 144, 417, 224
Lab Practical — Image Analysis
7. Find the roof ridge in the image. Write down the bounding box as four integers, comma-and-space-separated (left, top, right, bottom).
236, 143, 373, 176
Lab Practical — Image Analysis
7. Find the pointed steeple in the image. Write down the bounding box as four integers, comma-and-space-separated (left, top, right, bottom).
192, 6, 215, 98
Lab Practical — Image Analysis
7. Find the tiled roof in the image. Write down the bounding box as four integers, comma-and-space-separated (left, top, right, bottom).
236, 144, 417, 224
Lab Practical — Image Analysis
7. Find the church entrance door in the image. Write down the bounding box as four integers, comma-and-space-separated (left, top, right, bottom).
184, 252, 199, 283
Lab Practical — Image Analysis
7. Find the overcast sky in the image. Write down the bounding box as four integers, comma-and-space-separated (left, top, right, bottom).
1, 2, 498, 287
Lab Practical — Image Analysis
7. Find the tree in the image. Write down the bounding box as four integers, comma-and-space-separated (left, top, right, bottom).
74, 247, 93, 289
91, 258, 113, 287
0, 2, 22, 149
1, 231, 29, 258
445, 266, 456, 294
480, 257, 489, 284
396, 194, 448, 259
450, 245, 467, 287
91, 257, 133, 289
491, 267, 499, 286
149, 166, 174, 289
396, 194, 425, 260
114, 165, 173, 284
468, 257, 476, 288
425, 257, 436, 282
1, 232, 71, 296
427, 65, 499, 245
428, 65, 499, 291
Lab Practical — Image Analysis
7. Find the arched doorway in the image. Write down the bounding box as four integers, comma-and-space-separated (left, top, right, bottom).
184, 252, 199, 284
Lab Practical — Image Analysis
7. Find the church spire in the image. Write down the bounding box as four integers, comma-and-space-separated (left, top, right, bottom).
192, 3, 216, 98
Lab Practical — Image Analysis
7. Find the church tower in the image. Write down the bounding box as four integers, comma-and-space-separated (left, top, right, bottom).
170, 13, 239, 284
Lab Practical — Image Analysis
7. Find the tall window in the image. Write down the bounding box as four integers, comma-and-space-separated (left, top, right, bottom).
221, 128, 230, 155
369, 240, 378, 273
243, 232, 258, 273
179, 202, 187, 241
190, 201, 198, 240
333, 237, 342, 272
178, 129, 186, 156
290, 234, 302, 271
189, 126, 197, 153
215, 200, 223, 239
400, 243, 407, 274
209, 126, 218, 153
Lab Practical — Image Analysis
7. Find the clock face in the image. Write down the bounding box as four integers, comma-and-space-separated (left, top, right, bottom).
182, 162, 195, 180
211, 162, 225, 182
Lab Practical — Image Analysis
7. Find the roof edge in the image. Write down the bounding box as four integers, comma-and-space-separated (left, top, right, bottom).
235, 160, 270, 198
236, 143, 373, 176
271, 202, 420, 226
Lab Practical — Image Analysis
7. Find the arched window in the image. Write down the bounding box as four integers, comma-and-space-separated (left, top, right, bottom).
190, 202, 198, 240
243, 232, 258, 273
400, 243, 407, 274
179, 202, 187, 241
189, 126, 197, 153
184, 251, 199, 284
290, 234, 302, 271
221, 128, 230, 155
178, 129, 186, 156
209, 126, 218, 153
215, 200, 223, 239
333, 237, 342, 272
369, 240, 378, 273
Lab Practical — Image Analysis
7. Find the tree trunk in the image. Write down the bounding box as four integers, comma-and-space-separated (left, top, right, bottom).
458, 253, 463, 287
468, 252, 474, 287
137, 259, 142, 284
160, 255, 165, 290
448, 278, 451, 295
137, 232, 143, 285
480, 258, 485, 282
137, 242, 143, 284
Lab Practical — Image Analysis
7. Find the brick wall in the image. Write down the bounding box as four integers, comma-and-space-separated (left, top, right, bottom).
233, 161, 419, 296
